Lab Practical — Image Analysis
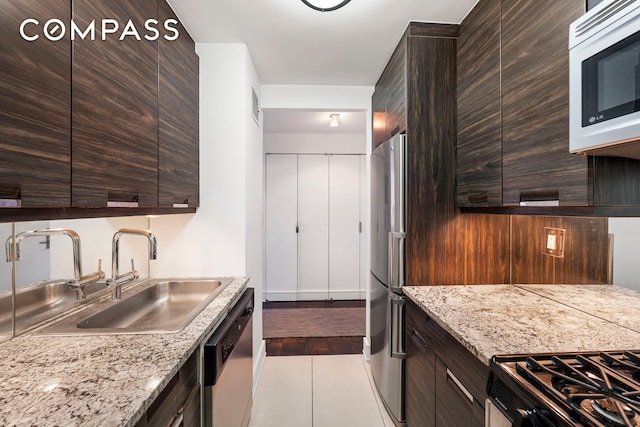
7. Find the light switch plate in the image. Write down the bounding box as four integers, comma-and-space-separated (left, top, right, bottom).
543, 227, 565, 258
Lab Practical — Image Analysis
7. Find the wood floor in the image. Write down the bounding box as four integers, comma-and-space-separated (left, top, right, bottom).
263, 300, 365, 356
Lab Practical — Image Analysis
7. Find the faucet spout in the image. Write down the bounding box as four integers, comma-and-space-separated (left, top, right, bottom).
110, 228, 157, 300
6, 229, 82, 280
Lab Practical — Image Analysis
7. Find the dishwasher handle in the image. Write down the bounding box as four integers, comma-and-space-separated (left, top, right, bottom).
203, 287, 254, 387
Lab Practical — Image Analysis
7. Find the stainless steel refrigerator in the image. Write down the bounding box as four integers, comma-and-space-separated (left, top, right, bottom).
370, 133, 406, 426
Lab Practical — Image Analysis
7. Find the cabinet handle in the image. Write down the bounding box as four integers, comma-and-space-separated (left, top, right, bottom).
173, 196, 191, 208
107, 192, 139, 208
169, 411, 184, 427
466, 193, 488, 206
446, 368, 474, 403
518, 188, 559, 207
0, 186, 21, 208
410, 327, 428, 352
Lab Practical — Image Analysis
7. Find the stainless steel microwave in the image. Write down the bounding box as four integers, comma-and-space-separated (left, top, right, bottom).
569, 0, 640, 159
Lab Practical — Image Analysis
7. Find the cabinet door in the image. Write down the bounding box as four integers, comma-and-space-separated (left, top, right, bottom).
297, 155, 329, 300
501, 0, 588, 206
265, 155, 298, 301
158, 0, 199, 208
405, 303, 436, 427
72, 0, 158, 208
328, 155, 361, 300
435, 358, 479, 427
456, 0, 502, 207
0, 0, 70, 207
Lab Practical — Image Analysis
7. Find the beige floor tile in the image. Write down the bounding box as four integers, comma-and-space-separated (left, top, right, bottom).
312, 355, 388, 427
362, 356, 397, 427
248, 356, 313, 427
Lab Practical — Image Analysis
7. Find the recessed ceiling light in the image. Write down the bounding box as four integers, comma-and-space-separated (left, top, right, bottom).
301, 0, 352, 12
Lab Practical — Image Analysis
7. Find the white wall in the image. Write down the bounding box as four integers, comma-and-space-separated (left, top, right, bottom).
609, 217, 640, 291
261, 84, 374, 359
148, 43, 266, 386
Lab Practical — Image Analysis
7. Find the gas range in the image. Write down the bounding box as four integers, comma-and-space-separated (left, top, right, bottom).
488, 351, 640, 427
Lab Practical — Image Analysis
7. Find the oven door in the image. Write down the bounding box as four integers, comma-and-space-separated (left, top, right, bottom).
485, 399, 511, 427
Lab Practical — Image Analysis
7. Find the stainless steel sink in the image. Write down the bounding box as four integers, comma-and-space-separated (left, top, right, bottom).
35, 278, 232, 335
0, 280, 109, 336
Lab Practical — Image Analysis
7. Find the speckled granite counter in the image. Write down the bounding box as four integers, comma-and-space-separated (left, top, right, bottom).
517, 284, 640, 333
0, 276, 248, 427
402, 285, 640, 367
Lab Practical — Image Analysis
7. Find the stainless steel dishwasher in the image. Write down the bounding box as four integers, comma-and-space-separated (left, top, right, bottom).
203, 287, 254, 427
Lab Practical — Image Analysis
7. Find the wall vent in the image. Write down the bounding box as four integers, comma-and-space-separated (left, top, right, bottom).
251, 86, 260, 125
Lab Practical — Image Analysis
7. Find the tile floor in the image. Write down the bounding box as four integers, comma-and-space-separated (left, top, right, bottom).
249, 354, 396, 427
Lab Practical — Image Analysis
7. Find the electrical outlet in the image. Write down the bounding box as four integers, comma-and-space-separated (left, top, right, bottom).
543, 227, 565, 258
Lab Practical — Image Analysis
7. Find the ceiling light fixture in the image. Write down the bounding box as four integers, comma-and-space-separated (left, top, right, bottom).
301, 0, 352, 12
330, 113, 340, 127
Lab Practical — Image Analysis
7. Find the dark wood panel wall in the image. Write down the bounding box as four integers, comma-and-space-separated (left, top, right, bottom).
512, 216, 610, 284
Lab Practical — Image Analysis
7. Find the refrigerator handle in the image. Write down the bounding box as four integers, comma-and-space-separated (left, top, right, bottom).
390, 296, 406, 359
388, 231, 406, 293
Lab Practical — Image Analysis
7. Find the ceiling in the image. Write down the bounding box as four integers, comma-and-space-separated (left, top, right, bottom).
263, 109, 367, 134
167, 0, 479, 86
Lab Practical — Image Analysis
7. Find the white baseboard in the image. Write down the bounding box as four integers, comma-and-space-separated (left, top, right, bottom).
253, 339, 266, 397
363, 336, 371, 361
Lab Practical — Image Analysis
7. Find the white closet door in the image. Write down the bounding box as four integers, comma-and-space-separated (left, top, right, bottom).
329, 155, 362, 300
297, 154, 329, 300
359, 155, 367, 299
265, 154, 298, 301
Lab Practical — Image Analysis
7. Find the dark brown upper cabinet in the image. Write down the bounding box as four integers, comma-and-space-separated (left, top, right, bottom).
158, 0, 200, 208
0, 0, 71, 208
372, 37, 406, 149
501, 0, 588, 207
457, 0, 589, 207
72, 0, 159, 208
456, 0, 501, 207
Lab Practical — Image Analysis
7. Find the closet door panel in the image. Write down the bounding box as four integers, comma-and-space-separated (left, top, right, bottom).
265, 155, 298, 301
329, 155, 362, 299
297, 155, 329, 300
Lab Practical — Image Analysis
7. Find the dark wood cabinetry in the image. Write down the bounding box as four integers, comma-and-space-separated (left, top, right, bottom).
458, 0, 640, 212
501, 0, 588, 206
457, 0, 589, 207
1, 0, 199, 220
136, 350, 201, 427
405, 299, 436, 427
0, 0, 71, 207
456, 0, 501, 207
158, 0, 199, 208
373, 22, 510, 286
72, 0, 159, 208
405, 299, 488, 427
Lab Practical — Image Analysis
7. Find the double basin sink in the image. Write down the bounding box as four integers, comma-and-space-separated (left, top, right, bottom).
34, 278, 232, 335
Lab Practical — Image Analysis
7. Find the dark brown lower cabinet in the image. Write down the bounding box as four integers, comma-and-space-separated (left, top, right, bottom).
435, 358, 485, 427
405, 299, 487, 427
405, 301, 436, 426
135, 350, 200, 427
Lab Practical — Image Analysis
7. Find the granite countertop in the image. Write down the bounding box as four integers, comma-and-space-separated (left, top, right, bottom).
402, 284, 640, 366
0, 276, 249, 427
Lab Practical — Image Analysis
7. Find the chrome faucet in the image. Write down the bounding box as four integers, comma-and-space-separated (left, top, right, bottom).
5, 228, 105, 300
109, 228, 157, 300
